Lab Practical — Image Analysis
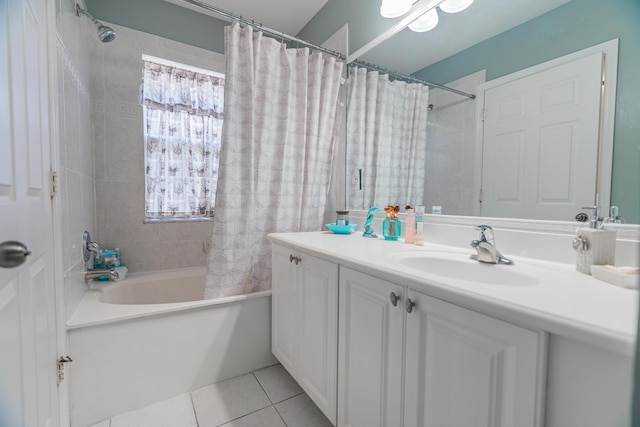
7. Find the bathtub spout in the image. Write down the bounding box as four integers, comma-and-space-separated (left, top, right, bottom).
84, 268, 119, 282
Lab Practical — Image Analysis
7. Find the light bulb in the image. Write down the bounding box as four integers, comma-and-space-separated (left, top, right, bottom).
409, 8, 439, 32
380, 0, 415, 18
439, 0, 474, 13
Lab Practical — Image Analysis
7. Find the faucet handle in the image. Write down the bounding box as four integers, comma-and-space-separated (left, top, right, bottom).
474, 225, 494, 242
580, 205, 602, 229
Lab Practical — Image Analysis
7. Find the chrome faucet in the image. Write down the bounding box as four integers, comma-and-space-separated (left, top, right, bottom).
470, 225, 514, 265
84, 268, 119, 282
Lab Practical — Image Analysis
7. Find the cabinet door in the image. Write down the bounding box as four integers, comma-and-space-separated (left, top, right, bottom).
404, 290, 546, 427
338, 268, 404, 427
272, 245, 298, 375
298, 255, 339, 424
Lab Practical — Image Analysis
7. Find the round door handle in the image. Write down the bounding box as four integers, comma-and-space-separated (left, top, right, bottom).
389, 292, 400, 307
290, 254, 295, 263
0, 241, 31, 268
405, 298, 415, 313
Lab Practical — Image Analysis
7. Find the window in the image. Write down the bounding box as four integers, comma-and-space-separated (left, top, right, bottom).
141, 55, 224, 221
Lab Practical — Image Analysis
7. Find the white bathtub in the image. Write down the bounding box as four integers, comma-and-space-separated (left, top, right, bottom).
67, 267, 276, 427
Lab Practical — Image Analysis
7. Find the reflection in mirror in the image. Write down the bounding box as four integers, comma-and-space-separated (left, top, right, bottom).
344, 0, 640, 224
345, 66, 430, 210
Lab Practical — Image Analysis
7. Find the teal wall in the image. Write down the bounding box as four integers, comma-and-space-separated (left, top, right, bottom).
412, 0, 640, 223
87, 0, 640, 223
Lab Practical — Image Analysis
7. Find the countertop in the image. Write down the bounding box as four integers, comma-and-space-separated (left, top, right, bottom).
268, 231, 638, 357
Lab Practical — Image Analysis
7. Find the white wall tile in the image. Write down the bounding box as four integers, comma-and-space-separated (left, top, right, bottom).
91, 24, 219, 273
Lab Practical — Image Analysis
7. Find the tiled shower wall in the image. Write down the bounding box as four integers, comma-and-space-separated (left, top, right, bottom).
56, 0, 97, 319
91, 23, 225, 272
423, 70, 486, 216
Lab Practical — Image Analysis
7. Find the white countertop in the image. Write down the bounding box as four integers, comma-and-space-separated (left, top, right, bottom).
268, 231, 638, 357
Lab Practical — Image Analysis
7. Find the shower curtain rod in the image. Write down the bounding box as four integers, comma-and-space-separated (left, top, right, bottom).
180, 0, 475, 100
350, 60, 476, 99
180, 0, 346, 60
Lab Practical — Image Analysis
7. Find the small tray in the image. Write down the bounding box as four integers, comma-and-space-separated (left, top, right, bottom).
590, 265, 639, 290
326, 223, 358, 234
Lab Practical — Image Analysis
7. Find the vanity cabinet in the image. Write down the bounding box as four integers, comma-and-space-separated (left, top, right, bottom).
338, 267, 546, 427
338, 267, 405, 427
271, 244, 338, 424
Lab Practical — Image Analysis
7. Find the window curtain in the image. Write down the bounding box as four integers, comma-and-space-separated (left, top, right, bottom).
346, 66, 430, 210
204, 23, 344, 298
142, 61, 224, 218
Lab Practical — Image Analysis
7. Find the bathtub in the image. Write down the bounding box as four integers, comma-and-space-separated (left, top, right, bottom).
67, 267, 276, 427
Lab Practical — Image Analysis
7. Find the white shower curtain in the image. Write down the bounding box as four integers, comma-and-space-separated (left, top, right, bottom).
346, 66, 430, 210
204, 23, 344, 298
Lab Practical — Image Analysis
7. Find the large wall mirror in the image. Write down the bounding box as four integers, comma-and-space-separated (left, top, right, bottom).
341, 0, 639, 224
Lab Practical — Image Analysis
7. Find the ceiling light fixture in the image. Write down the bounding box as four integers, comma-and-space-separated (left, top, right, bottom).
380, 0, 415, 18
380, 0, 474, 33
408, 8, 439, 32
438, 0, 474, 14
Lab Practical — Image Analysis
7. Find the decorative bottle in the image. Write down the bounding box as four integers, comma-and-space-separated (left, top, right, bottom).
405, 208, 415, 244
415, 206, 425, 246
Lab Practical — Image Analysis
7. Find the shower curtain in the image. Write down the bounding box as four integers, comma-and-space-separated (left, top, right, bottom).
204, 23, 344, 298
346, 66, 430, 210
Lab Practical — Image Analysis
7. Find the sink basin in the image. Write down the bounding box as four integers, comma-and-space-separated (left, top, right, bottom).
391, 251, 539, 286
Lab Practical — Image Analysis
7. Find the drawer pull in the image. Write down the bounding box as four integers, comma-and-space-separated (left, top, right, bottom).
405, 298, 415, 313
389, 292, 400, 307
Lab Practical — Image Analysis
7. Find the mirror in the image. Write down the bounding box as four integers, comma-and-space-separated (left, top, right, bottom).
344, 0, 639, 224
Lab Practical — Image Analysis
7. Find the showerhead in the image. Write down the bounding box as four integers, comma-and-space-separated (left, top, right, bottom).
75, 4, 116, 43
97, 25, 116, 43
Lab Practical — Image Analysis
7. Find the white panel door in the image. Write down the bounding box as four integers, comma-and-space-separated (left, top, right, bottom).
0, 0, 58, 426
297, 255, 338, 425
338, 267, 404, 427
404, 290, 545, 427
271, 245, 298, 375
482, 52, 603, 220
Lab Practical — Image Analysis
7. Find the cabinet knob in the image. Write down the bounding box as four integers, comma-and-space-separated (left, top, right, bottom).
289, 254, 301, 265
389, 292, 400, 306
405, 298, 415, 313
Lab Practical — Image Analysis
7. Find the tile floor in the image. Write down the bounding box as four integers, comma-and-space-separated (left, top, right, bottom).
87, 364, 333, 427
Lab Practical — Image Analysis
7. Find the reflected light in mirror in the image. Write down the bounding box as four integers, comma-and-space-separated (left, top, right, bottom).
409, 8, 439, 32
380, 0, 415, 18
439, 0, 474, 13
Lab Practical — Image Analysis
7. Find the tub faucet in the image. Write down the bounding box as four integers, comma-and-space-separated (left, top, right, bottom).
470, 225, 514, 265
84, 268, 119, 282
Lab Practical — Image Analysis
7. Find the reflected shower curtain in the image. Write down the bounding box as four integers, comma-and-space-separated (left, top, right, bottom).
346, 67, 430, 209
204, 23, 344, 298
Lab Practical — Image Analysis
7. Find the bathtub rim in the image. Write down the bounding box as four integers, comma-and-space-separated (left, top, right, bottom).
67, 266, 272, 330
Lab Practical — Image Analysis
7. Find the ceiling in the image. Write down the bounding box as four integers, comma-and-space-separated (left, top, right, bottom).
169, 0, 572, 74
166, 0, 330, 36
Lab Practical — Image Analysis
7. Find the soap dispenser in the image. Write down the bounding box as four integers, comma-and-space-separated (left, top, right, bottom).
573, 205, 616, 275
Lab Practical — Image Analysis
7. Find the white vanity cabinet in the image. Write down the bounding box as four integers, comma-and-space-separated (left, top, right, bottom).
403, 289, 546, 427
338, 267, 405, 427
271, 244, 339, 424
338, 267, 546, 427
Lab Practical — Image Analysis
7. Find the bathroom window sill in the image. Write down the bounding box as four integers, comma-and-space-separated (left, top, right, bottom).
144, 216, 214, 224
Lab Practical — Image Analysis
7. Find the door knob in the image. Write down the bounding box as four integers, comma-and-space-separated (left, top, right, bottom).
0, 241, 31, 268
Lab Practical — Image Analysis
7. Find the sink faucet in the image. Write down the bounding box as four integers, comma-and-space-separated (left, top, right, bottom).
470, 225, 514, 265
84, 268, 119, 282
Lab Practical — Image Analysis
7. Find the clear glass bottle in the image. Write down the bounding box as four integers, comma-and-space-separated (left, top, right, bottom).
336, 210, 350, 226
